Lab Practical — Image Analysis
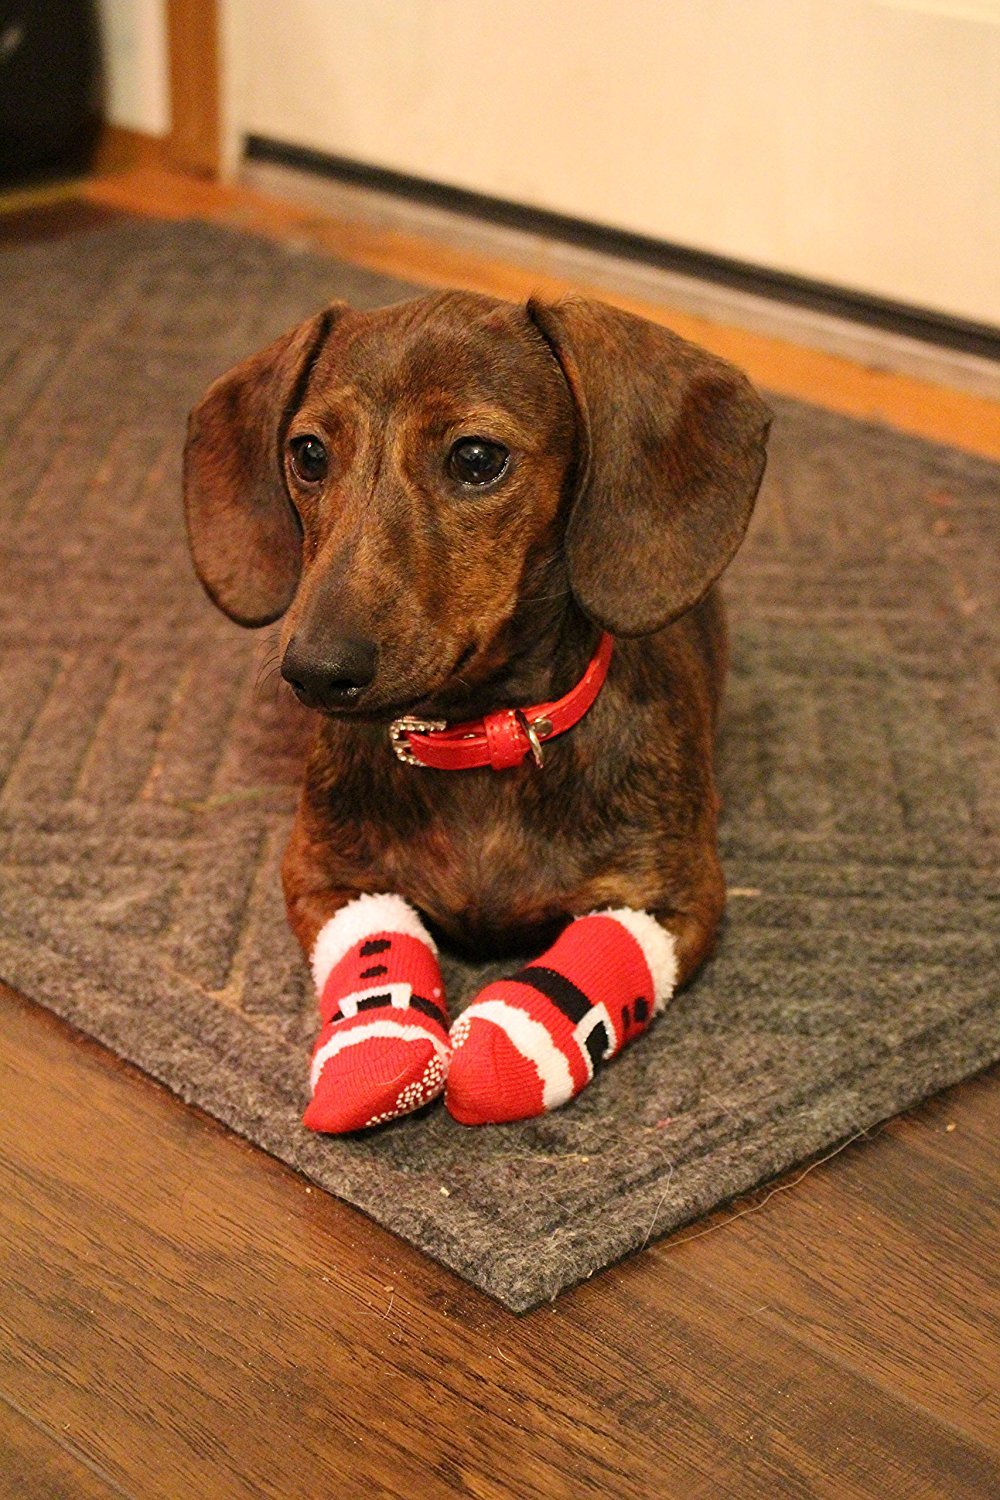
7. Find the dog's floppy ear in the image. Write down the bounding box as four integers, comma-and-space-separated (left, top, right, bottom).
528, 297, 771, 636
183, 306, 342, 627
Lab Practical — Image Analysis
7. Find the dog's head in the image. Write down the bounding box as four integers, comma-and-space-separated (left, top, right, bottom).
184, 290, 770, 717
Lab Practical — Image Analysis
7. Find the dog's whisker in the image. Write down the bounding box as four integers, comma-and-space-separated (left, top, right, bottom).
253, 663, 283, 700
254, 650, 281, 693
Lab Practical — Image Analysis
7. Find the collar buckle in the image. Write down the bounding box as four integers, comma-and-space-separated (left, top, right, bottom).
388, 716, 448, 765
515, 710, 547, 769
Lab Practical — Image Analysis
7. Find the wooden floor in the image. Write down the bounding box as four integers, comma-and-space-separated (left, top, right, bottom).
2, 171, 998, 1499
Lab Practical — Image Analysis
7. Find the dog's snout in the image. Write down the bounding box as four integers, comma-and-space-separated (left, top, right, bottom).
281, 635, 378, 710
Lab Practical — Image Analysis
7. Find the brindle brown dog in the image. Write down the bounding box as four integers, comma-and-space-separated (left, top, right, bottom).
183, 291, 770, 1131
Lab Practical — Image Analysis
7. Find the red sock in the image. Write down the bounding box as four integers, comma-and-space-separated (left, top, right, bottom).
446, 909, 677, 1125
303, 894, 450, 1133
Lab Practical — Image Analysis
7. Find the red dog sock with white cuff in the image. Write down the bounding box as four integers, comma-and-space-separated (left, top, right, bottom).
303, 893, 451, 1134
445, 909, 677, 1125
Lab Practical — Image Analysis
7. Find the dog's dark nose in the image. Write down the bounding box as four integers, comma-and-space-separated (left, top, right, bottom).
281, 635, 378, 709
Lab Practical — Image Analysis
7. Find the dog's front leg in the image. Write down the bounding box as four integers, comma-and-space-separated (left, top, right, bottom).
446, 866, 724, 1126
282, 816, 451, 1134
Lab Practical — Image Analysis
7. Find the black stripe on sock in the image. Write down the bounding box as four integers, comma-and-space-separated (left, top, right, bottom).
584, 1021, 611, 1073
513, 965, 593, 1024
411, 994, 447, 1025
360, 937, 391, 957
328, 991, 445, 1026
360, 964, 388, 979
356, 992, 393, 1012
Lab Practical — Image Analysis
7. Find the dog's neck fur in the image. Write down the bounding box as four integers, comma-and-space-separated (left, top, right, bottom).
427, 585, 602, 725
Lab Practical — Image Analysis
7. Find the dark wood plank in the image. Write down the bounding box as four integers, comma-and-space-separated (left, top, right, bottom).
0, 200, 128, 246
2, 987, 997, 1500
0, 1393, 129, 1499
654, 1071, 1000, 1447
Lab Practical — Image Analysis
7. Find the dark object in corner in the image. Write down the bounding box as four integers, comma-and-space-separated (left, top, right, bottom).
0, 0, 101, 185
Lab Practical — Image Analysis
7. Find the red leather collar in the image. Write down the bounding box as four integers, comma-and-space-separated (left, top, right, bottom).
388, 632, 614, 771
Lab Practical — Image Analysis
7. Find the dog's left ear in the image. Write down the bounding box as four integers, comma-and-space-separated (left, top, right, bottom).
528, 297, 771, 636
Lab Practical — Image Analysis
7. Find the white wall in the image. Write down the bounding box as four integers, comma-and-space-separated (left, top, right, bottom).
229, 0, 1000, 326
97, 0, 170, 136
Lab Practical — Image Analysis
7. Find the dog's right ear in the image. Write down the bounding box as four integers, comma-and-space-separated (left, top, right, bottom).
183, 306, 341, 627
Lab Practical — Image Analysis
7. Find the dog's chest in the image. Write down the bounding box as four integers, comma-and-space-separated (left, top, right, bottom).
372, 780, 590, 951
319, 703, 670, 951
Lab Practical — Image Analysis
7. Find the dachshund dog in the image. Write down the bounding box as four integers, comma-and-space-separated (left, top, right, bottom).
184, 292, 770, 1131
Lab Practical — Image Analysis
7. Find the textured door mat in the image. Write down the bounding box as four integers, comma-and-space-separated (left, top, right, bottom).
1, 220, 997, 1311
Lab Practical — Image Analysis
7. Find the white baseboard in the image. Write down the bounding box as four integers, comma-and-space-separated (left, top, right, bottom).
241, 158, 1000, 401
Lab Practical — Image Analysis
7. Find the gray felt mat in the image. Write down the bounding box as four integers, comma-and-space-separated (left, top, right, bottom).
1, 219, 997, 1311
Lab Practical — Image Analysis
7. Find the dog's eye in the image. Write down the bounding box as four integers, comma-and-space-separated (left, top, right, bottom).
288, 435, 329, 484
448, 437, 510, 488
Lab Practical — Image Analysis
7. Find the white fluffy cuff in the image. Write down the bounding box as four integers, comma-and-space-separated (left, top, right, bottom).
310, 892, 436, 995
597, 907, 679, 1014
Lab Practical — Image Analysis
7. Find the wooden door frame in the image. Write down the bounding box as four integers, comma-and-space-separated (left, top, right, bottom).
93, 0, 222, 178
165, 0, 221, 176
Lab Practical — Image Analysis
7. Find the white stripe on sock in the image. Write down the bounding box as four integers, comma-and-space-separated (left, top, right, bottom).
310, 892, 436, 994
455, 999, 577, 1110
310, 1017, 449, 1094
